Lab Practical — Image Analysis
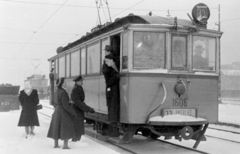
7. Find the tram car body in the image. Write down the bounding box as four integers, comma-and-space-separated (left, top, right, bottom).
0, 84, 20, 111
48, 3, 222, 149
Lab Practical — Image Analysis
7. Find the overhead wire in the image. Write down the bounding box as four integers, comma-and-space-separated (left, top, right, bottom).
0, 41, 62, 45
0, 0, 69, 78
0, 26, 81, 36
0, 0, 220, 12
12, 0, 69, 60
1, 0, 239, 64
40, 0, 147, 59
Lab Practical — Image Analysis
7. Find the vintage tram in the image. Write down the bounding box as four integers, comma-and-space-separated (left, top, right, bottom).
48, 3, 222, 149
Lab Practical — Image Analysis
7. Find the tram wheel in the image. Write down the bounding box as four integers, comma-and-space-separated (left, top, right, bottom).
141, 130, 151, 137
85, 119, 94, 124
150, 133, 160, 139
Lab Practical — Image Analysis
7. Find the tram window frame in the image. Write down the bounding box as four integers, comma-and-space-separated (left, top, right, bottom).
66, 54, 70, 78
171, 34, 188, 70
122, 32, 128, 70
192, 35, 216, 72
54, 58, 58, 79
59, 55, 66, 78
100, 38, 109, 73
86, 41, 101, 75
80, 47, 86, 76
70, 49, 80, 77
132, 31, 166, 69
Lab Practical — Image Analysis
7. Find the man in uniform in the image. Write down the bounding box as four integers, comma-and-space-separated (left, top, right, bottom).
71, 75, 95, 142
193, 45, 208, 69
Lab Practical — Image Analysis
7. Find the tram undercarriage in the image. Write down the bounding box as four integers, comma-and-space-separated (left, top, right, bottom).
85, 113, 208, 149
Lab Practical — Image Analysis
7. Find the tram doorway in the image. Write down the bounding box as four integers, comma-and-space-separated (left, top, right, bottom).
110, 34, 120, 69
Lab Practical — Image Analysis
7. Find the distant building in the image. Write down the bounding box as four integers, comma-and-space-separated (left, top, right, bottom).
25, 75, 48, 99
221, 62, 240, 98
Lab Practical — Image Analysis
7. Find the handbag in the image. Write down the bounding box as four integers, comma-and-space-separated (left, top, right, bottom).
36, 104, 43, 110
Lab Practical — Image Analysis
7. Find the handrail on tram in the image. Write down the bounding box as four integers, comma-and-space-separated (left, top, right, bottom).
147, 82, 167, 122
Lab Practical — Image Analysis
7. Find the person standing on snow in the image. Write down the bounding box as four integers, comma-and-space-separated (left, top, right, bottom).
71, 75, 95, 142
47, 78, 76, 149
18, 80, 40, 138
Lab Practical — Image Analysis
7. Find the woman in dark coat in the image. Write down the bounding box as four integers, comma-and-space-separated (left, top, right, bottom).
18, 81, 39, 138
47, 78, 76, 149
71, 75, 95, 142
104, 54, 120, 137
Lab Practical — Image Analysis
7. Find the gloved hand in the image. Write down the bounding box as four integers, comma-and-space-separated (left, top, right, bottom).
89, 108, 95, 113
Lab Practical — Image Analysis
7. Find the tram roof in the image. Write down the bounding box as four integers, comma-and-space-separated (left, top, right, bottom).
60, 15, 194, 53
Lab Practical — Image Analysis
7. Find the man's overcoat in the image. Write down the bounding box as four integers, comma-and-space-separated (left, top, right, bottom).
104, 67, 120, 123
71, 84, 93, 140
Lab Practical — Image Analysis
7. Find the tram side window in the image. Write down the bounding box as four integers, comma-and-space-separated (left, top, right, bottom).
59, 56, 65, 78
192, 36, 216, 71
171, 35, 187, 70
71, 50, 80, 77
133, 32, 165, 69
87, 42, 100, 74
81, 48, 86, 75
55, 59, 58, 79
122, 32, 128, 69
66, 54, 70, 77
50, 61, 54, 73
101, 38, 109, 69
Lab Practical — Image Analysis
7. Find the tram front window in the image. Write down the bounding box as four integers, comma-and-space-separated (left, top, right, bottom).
133, 32, 165, 69
192, 36, 216, 71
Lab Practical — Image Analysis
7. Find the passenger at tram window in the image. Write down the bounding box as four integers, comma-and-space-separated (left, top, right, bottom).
193, 45, 208, 69
103, 54, 120, 137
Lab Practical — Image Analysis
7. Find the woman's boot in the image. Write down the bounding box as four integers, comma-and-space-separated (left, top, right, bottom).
54, 139, 60, 148
63, 140, 70, 149
30, 126, 35, 135
25, 127, 29, 138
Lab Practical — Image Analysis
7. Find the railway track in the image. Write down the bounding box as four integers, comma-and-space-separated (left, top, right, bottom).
207, 126, 240, 144
208, 126, 240, 135
38, 104, 210, 154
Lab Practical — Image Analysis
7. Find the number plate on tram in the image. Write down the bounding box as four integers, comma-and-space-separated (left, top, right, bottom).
163, 109, 196, 117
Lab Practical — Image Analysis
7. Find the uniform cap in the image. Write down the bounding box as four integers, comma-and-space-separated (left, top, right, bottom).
73, 75, 83, 82
104, 45, 113, 52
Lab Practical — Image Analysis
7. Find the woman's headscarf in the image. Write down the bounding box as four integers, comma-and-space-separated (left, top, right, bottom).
56, 78, 65, 88
24, 80, 32, 96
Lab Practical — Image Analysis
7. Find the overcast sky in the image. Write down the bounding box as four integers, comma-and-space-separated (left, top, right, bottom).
0, 0, 239, 87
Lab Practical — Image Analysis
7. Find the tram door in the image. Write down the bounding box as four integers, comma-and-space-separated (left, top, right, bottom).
110, 34, 121, 69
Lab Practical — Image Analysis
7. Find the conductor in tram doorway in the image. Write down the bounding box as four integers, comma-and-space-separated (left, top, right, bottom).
71, 75, 95, 142
103, 54, 120, 137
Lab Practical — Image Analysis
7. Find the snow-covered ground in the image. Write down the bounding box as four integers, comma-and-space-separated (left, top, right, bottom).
219, 102, 240, 126
0, 107, 129, 154
0, 100, 240, 154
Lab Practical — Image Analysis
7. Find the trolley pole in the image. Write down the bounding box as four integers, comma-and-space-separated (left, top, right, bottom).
95, 0, 102, 25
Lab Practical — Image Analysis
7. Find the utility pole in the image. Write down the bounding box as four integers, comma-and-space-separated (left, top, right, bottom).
218, 4, 220, 31
215, 4, 222, 103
